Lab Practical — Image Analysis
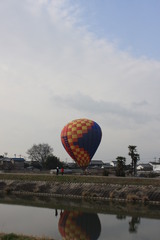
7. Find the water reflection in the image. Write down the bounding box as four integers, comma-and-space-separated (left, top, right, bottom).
58, 210, 101, 240
116, 215, 141, 233
0, 195, 160, 240
128, 217, 140, 233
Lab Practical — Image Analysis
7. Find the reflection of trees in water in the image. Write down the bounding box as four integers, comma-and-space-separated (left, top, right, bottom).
129, 217, 141, 233
116, 214, 141, 233
116, 215, 126, 220
58, 210, 101, 240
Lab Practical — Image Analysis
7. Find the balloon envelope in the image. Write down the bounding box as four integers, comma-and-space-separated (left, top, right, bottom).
58, 210, 101, 240
61, 118, 102, 169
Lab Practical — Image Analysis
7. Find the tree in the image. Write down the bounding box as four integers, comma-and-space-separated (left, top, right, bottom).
26, 143, 53, 167
129, 217, 140, 233
45, 155, 63, 169
116, 156, 126, 177
31, 161, 43, 170
128, 145, 140, 176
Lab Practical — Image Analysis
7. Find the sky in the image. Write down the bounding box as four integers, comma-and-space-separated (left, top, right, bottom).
0, 0, 160, 164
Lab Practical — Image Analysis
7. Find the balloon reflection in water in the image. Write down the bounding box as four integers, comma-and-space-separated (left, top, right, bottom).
58, 210, 101, 240
61, 118, 102, 170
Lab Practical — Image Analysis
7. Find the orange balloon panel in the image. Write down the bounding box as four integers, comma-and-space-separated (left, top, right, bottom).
61, 119, 102, 169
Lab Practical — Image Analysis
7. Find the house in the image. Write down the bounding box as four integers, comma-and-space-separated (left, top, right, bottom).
66, 162, 77, 169
102, 163, 111, 169
0, 157, 13, 170
11, 158, 25, 170
110, 161, 117, 167
89, 160, 104, 168
137, 163, 153, 171
149, 162, 160, 172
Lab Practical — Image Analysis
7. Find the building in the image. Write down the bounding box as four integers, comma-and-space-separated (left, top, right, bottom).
137, 163, 153, 171
89, 160, 104, 168
11, 158, 25, 170
102, 163, 111, 169
66, 162, 77, 169
0, 157, 25, 170
0, 157, 13, 170
110, 161, 117, 167
149, 162, 160, 172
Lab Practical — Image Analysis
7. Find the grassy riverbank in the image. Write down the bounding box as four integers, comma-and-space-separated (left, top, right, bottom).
0, 174, 159, 239
0, 233, 53, 240
0, 173, 160, 186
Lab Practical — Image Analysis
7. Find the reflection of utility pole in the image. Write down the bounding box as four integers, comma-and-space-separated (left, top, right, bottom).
154, 157, 157, 162
129, 217, 140, 233
55, 209, 58, 217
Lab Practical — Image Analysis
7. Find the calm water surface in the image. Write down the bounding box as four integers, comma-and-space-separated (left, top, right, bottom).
0, 201, 160, 240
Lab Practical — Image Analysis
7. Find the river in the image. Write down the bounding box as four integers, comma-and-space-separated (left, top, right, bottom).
0, 195, 159, 239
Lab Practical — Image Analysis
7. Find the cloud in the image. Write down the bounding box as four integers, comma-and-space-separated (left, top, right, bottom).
0, 0, 160, 161
132, 100, 149, 108
53, 92, 155, 125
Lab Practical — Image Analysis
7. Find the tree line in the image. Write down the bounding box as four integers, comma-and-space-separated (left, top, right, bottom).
26, 143, 64, 170
116, 145, 140, 177
26, 143, 140, 176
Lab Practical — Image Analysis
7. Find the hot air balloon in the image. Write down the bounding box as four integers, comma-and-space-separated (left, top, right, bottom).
61, 118, 102, 170
58, 210, 101, 240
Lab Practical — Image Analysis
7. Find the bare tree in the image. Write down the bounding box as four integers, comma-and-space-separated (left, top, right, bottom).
27, 143, 53, 167
128, 145, 140, 176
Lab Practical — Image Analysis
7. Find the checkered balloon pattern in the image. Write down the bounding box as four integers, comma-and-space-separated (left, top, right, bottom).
58, 210, 101, 240
61, 119, 102, 169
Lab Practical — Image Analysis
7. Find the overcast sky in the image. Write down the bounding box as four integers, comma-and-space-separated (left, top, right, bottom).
0, 0, 160, 163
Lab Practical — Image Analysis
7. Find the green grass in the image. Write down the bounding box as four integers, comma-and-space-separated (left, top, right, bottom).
0, 173, 159, 186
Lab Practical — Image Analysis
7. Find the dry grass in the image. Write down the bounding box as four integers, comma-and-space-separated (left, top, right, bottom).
0, 173, 159, 186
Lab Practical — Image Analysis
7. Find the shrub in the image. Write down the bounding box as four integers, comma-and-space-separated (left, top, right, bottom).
103, 169, 109, 176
